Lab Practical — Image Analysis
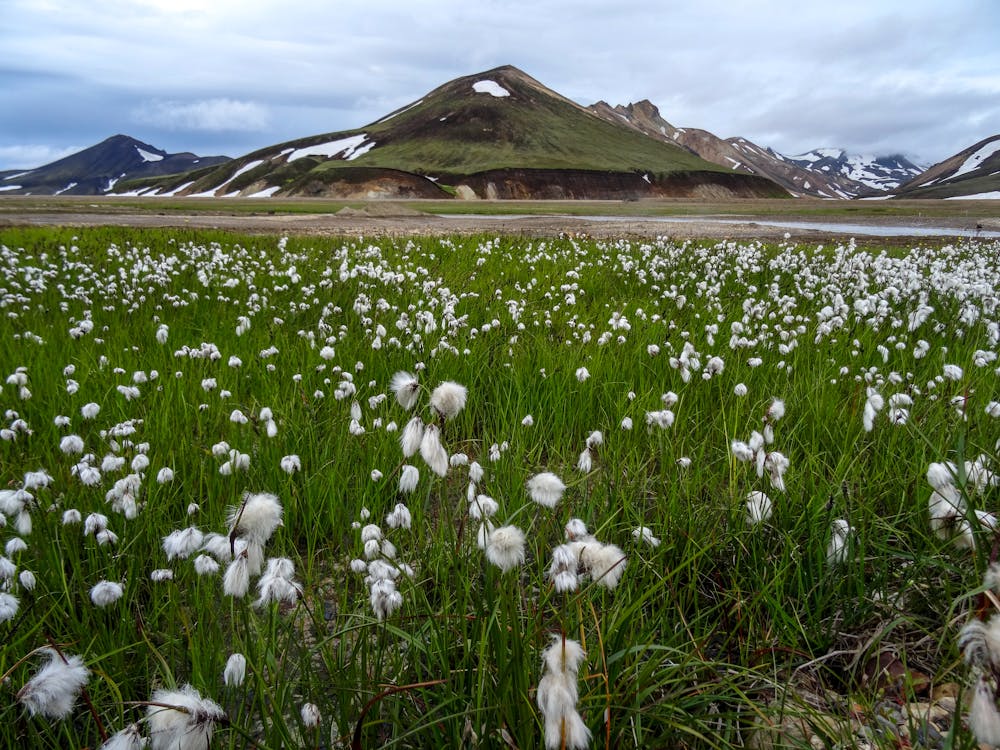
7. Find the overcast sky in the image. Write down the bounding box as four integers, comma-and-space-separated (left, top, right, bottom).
2, 0, 998, 170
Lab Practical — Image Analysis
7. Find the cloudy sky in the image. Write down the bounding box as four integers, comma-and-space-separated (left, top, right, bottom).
2, 0, 998, 170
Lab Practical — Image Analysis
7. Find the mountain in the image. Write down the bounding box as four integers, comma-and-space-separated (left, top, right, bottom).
890, 135, 1000, 199
0, 135, 230, 196
589, 100, 924, 198
118, 66, 786, 200
782, 149, 925, 195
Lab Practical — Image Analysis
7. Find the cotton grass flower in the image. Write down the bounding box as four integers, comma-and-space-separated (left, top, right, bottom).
430, 380, 467, 419
400, 416, 424, 458
631, 526, 660, 547
101, 722, 146, 750
0, 591, 19, 622
254, 557, 300, 608
486, 525, 526, 572
579, 542, 626, 589
90, 580, 124, 607
59, 434, 84, 455
398, 464, 419, 494
162, 527, 205, 560
419, 423, 448, 477
536, 635, 590, 750
147, 684, 226, 750
223, 548, 251, 598
280, 454, 301, 474
301, 702, 321, 728
390, 371, 421, 410
227, 492, 283, 547
826, 519, 852, 566
527, 472, 566, 509
16, 648, 90, 720
969, 676, 1000, 747
223, 653, 247, 687
745, 491, 773, 526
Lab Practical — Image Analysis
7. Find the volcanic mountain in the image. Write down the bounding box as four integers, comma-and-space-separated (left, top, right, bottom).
891, 134, 1000, 199
589, 100, 925, 198
119, 66, 787, 200
0, 135, 230, 196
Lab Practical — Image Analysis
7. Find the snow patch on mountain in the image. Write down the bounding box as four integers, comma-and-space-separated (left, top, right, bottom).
472, 80, 510, 98
952, 140, 1000, 179
136, 146, 164, 162
288, 134, 370, 162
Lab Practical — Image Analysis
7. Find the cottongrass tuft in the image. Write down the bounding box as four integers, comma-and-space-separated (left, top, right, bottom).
90, 580, 124, 607
17, 648, 90, 720
485, 525, 526, 572
227, 492, 283, 547
580, 542, 626, 589
147, 684, 226, 750
389, 371, 421, 410
162, 527, 204, 561
400, 416, 424, 458
969, 676, 1000, 747
398, 464, 419, 494
537, 635, 590, 750
429, 380, 467, 419
631, 526, 660, 547
826, 519, 853, 566
527, 472, 566, 509
419, 423, 448, 477
223, 653, 247, 687
745, 491, 773, 527
300, 702, 321, 728
100, 722, 145, 750
0, 591, 19, 622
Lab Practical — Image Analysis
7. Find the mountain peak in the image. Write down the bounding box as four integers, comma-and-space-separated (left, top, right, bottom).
1, 135, 229, 196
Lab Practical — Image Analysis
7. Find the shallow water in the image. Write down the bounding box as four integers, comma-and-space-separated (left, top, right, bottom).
440, 213, 1000, 238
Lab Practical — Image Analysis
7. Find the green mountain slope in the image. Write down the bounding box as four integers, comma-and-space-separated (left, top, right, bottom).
120, 66, 786, 200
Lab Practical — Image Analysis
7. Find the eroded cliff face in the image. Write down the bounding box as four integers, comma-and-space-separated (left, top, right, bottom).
452, 168, 788, 200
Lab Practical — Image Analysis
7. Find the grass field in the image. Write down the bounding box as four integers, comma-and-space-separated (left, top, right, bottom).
0, 226, 998, 748
1, 194, 998, 221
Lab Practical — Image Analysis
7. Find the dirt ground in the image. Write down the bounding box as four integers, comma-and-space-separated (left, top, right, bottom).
1, 203, 997, 245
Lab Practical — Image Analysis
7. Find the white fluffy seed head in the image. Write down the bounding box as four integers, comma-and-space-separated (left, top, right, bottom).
429, 381, 468, 420
485, 525, 526, 572
527, 472, 566, 509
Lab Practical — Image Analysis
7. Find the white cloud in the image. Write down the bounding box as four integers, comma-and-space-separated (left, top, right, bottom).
0, 144, 83, 170
131, 98, 270, 132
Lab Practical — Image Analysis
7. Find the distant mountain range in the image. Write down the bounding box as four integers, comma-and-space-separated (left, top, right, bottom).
1, 66, 996, 201
588, 100, 926, 198
0, 135, 229, 196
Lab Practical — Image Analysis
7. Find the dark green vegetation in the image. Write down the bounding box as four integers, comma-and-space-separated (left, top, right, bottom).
0, 226, 998, 748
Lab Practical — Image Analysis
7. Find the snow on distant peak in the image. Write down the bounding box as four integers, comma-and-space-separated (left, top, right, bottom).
136, 146, 164, 162
472, 80, 510, 98
288, 134, 370, 162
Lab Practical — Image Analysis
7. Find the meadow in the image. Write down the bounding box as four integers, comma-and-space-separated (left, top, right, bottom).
0, 226, 998, 749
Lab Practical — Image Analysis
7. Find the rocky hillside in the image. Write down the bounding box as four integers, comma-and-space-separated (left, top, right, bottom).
891, 135, 1000, 199
0, 135, 229, 196
117, 66, 786, 201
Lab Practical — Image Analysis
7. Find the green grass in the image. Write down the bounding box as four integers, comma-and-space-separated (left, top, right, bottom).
0, 226, 997, 748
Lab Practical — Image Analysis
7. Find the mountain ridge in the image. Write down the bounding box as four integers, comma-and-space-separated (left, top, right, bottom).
0, 134, 230, 196
588, 99, 925, 198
